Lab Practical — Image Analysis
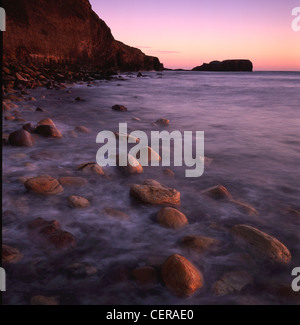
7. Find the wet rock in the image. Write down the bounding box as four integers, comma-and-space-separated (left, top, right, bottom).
231, 224, 292, 265
132, 266, 158, 286
230, 199, 259, 216
74, 126, 91, 134
65, 262, 98, 278
180, 235, 221, 254
48, 231, 76, 249
23, 123, 36, 133
130, 180, 180, 205
77, 162, 105, 175
103, 208, 130, 220
24, 176, 64, 195
35, 125, 63, 138
161, 254, 203, 297
36, 107, 46, 112
2, 245, 23, 264
5, 115, 15, 121
68, 195, 90, 208
156, 119, 169, 126
115, 132, 140, 143
201, 185, 233, 200
30, 295, 59, 306
112, 104, 128, 112
163, 168, 175, 177
9, 129, 35, 147
212, 270, 253, 296
157, 207, 188, 229
137, 72, 143, 78
117, 154, 143, 174
37, 118, 56, 127
58, 177, 88, 187
136, 146, 161, 164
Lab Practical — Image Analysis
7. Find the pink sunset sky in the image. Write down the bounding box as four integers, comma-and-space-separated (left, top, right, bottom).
90, 0, 300, 71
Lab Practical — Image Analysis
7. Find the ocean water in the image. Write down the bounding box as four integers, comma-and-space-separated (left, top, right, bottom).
2, 71, 300, 305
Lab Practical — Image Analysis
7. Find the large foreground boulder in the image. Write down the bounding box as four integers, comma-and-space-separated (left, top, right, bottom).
24, 176, 64, 195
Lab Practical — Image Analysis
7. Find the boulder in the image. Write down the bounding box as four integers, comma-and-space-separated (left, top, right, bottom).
112, 105, 128, 112
130, 180, 180, 205
157, 207, 188, 229
77, 162, 105, 175
74, 126, 91, 134
35, 125, 63, 138
68, 195, 90, 208
230, 199, 259, 216
2, 245, 23, 264
132, 266, 158, 286
180, 235, 221, 253
231, 224, 292, 265
103, 208, 130, 220
58, 177, 88, 187
136, 146, 161, 164
161, 254, 204, 296
212, 270, 253, 296
201, 185, 233, 200
117, 154, 143, 174
156, 119, 169, 126
37, 118, 56, 127
48, 231, 76, 249
9, 129, 35, 147
23, 123, 36, 133
24, 176, 64, 195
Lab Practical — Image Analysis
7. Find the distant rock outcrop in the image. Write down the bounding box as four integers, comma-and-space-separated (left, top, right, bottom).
192, 60, 253, 72
2, 0, 163, 71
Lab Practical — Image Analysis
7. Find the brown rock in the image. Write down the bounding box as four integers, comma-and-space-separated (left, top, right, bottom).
180, 235, 221, 253
115, 132, 140, 143
230, 199, 259, 216
35, 125, 63, 138
130, 181, 180, 205
112, 105, 128, 112
65, 262, 98, 277
37, 118, 56, 127
136, 146, 161, 164
231, 224, 292, 265
132, 266, 158, 286
2, 245, 23, 264
212, 270, 253, 296
48, 231, 76, 249
68, 195, 90, 208
23, 123, 36, 133
163, 168, 175, 177
58, 177, 88, 187
30, 296, 58, 305
5, 115, 15, 121
117, 154, 143, 174
201, 185, 233, 200
156, 119, 169, 126
74, 126, 91, 134
77, 162, 105, 175
161, 254, 203, 296
9, 129, 35, 147
24, 176, 64, 195
103, 208, 130, 220
157, 207, 188, 229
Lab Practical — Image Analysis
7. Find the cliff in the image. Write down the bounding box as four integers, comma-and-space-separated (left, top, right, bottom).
2, 0, 163, 71
192, 60, 253, 72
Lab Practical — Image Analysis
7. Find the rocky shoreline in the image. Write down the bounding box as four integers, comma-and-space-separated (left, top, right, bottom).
2, 73, 299, 305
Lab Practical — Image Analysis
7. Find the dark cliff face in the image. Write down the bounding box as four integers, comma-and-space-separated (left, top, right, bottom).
192, 60, 253, 72
2, 0, 163, 71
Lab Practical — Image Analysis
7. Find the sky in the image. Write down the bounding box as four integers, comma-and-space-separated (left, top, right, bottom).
89, 0, 300, 71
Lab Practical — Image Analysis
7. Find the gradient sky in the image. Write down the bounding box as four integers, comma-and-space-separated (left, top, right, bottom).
89, 0, 300, 71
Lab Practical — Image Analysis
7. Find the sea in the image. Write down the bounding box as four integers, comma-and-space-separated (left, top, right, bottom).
2, 70, 300, 305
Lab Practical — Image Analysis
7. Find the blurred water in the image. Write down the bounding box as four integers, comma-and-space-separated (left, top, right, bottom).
2, 71, 300, 305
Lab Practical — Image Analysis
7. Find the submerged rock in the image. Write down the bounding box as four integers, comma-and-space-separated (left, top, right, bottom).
103, 208, 130, 220
77, 162, 105, 175
157, 207, 188, 229
117, 154, 143, 174
9, 129, 35, 147
24, 176, 64, 195
212, 270, 253, 296
201, 185, 233, 200
112, 105, 128, 112
179, 235, 221, 254
231, 224, 292, 265
48, 231, 76, 249
2, 245, 23, 264
58, 177, 88, 187
65, 262, 98, 278
132, 266, 158, 287
68, 195, 90, 208
74, 126, 91, 134
230, 199, 259, 216
130, 180, 180, 205
161, 254, 203, 297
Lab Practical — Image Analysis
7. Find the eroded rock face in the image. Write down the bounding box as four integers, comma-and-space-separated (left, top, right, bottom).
130, 180, 180, 205
161, 254, 204, 297
231, 224, 292, 265
3, 0, 163, 71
